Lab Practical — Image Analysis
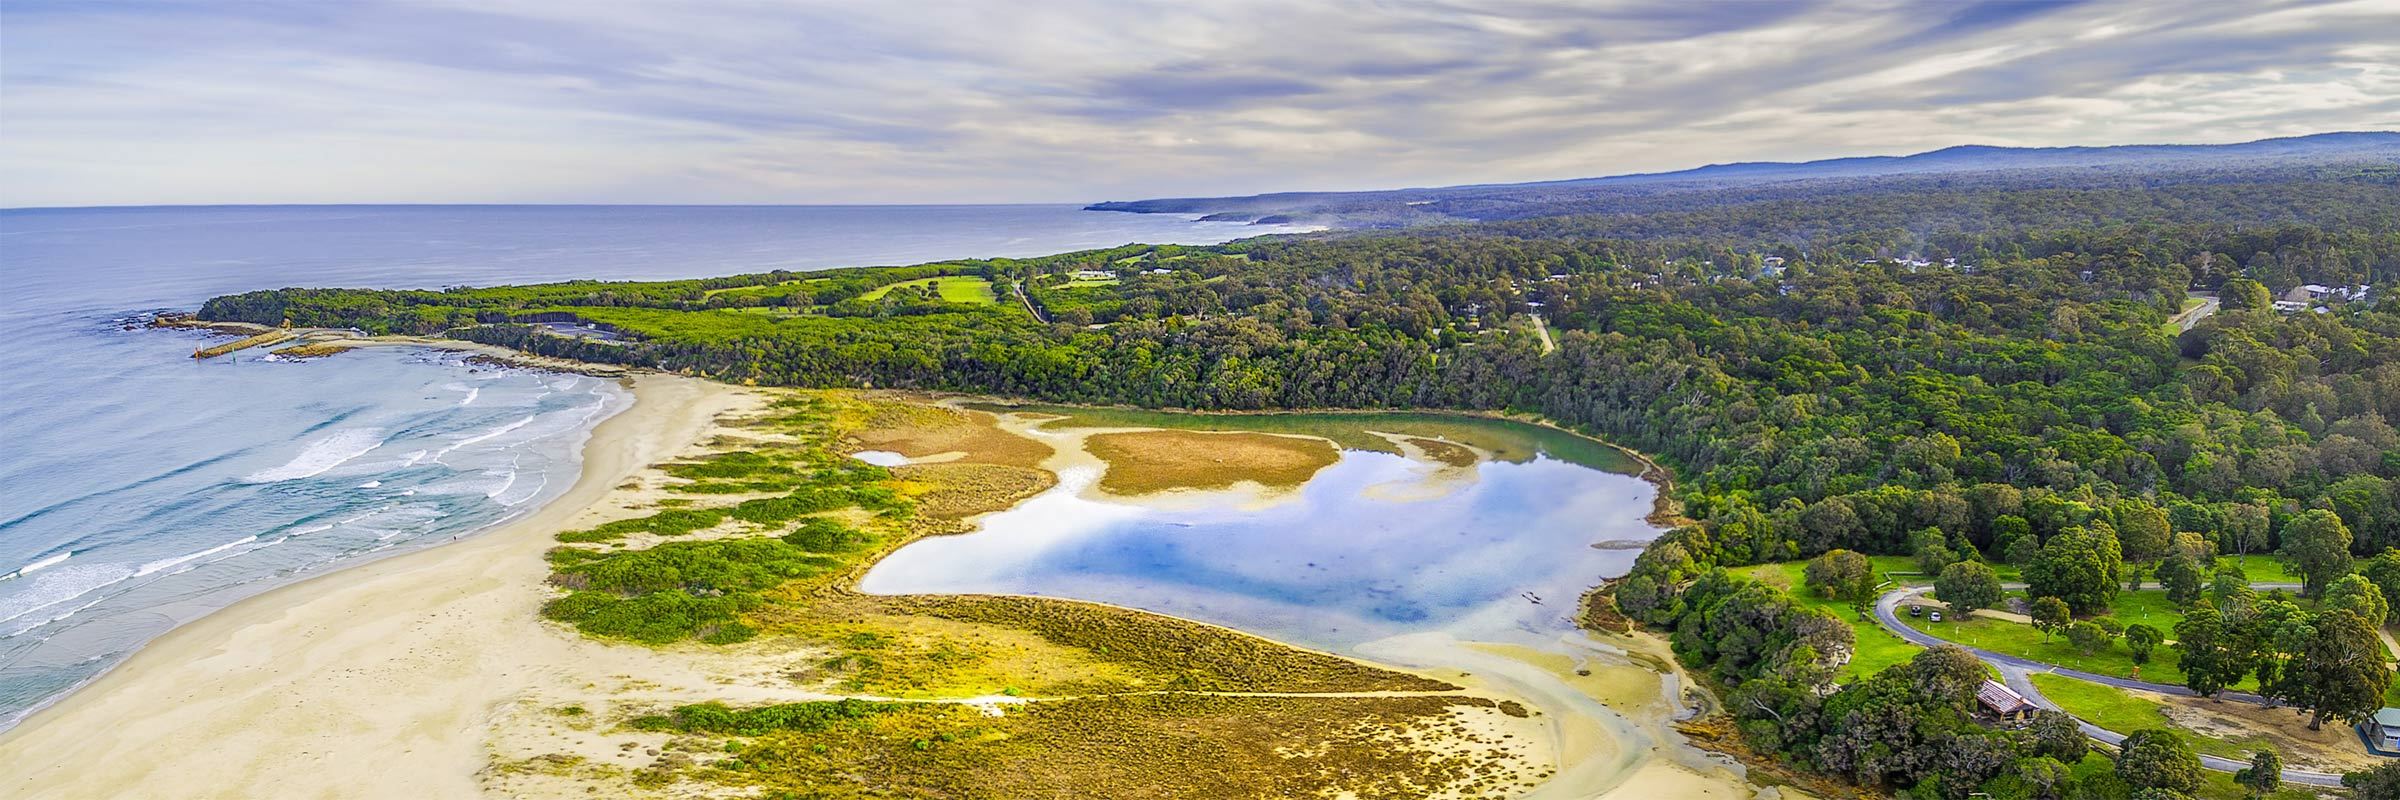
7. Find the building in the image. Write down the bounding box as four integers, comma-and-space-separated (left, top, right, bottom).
2363, 708, 2400, 752
1977, 680, 2037, 722
1069, 269, 1114, 281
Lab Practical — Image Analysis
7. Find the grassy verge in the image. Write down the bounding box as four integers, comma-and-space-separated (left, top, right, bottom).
2029, 674, 2271, 761
1904, 602, 2266, 693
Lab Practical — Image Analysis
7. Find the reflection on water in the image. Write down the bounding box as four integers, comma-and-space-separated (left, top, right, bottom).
860, 445, 1658, 653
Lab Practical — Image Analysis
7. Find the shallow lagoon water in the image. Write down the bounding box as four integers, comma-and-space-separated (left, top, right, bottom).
861, 434, 1661, 653
0, 203, 1315, 728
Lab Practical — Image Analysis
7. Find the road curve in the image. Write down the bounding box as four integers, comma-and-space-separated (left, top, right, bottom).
1872, 585, 2349, 787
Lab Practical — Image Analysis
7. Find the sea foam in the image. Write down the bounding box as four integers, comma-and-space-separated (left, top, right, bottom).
134, 536, 256, 577
241, 428, 388, 483
1, 552, 70, 582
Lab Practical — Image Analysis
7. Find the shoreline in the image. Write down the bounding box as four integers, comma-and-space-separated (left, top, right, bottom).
0, 362, 632, 734
3, 350, 1736, 798
0, 373, 754, 798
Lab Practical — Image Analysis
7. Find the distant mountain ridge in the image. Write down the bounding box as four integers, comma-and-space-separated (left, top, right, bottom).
1087, 131, 2400, 225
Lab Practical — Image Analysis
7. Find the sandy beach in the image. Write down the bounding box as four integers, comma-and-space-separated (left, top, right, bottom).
0, 375, 1765, 800
0, 374, 753, 800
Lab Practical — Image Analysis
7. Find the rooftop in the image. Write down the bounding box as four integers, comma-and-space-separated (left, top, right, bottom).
1977, 680, 2035, 714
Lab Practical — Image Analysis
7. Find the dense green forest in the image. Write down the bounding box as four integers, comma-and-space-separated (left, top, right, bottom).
200, 170, 2400, 799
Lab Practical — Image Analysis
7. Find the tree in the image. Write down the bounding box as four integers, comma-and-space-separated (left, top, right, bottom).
2067, 620, 2114, 655
2031, 597, 2072, 641
2280, 509, 2355, 597
2346, 761, 2400, 798
1804, 549, 1876, 603
2014, 756, 2073, 799
2003, 533, 2042, 568
2157, 551, 2205, 608
2223, 502, 2271, 562
2220, 277, 2272, 311
2208, 567, 2249, 600
1935, 561, 2003, 617
1910, 645, 1988, 707
2283, 608, 2389, 731
2234, 750, 2280, 798
2116, 499, 2173, 563
2174, 602, 2243, 697
2116, 728, 2203, 795
2125, 623, 2164, 664
2027, 524, 2124, 614
1911, 527, 1956, 575
2361, 547, 2400, 614
2325, 573, 2392, 627
2028, 709, 2086, 762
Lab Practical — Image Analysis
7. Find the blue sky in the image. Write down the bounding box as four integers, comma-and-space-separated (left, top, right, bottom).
3, 0, 2396, 206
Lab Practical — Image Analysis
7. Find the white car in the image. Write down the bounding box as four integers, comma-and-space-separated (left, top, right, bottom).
1929, 611, 1945, 622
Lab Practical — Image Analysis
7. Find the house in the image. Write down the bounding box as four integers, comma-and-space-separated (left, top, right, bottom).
2272, 300, 2312, 313
1977, 680, 2037, 722
2362, 708, 2400, 752
1069, 269, 1114, 281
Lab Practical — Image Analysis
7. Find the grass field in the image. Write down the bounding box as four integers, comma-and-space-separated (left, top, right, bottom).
859, 276, 997, 303
1907, 608, 2266, 692
1741, 560, 1924, 681
2030, 674, 2273, 761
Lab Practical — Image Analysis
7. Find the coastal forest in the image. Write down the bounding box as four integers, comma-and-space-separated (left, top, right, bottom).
199, 159, 2400, 799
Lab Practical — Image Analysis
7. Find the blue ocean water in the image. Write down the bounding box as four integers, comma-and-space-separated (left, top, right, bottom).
0, 204, 1313, 727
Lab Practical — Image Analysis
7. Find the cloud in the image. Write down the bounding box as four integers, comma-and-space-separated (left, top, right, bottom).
2, 0, 2394, 206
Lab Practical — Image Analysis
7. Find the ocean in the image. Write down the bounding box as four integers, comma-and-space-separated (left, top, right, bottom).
0, 204, 1315, 728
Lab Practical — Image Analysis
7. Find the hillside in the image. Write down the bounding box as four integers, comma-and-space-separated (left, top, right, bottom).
1087, 132, 2400, 227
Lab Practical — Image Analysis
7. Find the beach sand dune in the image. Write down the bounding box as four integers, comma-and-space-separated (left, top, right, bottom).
0, 375, 751, 800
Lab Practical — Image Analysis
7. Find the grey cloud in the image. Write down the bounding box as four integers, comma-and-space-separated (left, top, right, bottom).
2, 0, 2395, 206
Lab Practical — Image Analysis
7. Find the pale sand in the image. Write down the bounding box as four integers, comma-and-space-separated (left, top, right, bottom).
4, 382, 1769, 800
0, 374, 754, 800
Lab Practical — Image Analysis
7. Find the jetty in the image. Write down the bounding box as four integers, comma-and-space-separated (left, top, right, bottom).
192, 329, 297, 358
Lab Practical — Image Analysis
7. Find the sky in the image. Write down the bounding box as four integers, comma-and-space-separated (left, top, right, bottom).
4, 0, 2398, 207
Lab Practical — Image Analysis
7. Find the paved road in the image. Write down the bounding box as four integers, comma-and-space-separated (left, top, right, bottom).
1873, 585, 2349, 787
1011, 281, 1050, 323
2172, 291, 2221, 332
1872, 586, 2276, 704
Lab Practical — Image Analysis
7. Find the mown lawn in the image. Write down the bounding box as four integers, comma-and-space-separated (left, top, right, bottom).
859, 276, 997, 304
1742, 560, 1923, 682
2030, 674, 2274, 761
2095, 589, 2186, 632
1905, 611, 2263, 692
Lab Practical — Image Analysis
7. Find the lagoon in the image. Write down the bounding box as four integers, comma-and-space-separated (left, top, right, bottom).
860, 412, 1662, 654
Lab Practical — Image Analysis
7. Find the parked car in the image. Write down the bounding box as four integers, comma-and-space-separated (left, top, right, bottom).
1907, 605, 1924, 618
1929, 611, 1945, 622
